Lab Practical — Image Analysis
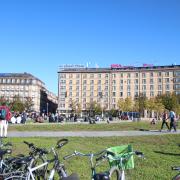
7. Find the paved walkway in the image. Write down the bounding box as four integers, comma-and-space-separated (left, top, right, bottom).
7, 129, 180, 137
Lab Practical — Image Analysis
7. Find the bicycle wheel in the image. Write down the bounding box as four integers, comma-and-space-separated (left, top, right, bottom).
109, 166, 120, 180
173, 174, 180, 180
29, 156, 48, 180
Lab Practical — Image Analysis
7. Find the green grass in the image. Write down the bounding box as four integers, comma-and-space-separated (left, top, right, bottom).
8, 121, 167, 131
4, 134, 180, 180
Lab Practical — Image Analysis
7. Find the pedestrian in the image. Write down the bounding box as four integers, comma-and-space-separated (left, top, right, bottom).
160, 110, 170, 131
168, 110, 176, 132
0, 103, 11, 138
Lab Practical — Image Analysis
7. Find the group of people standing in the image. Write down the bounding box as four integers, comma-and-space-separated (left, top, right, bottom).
160, 110, 177, 132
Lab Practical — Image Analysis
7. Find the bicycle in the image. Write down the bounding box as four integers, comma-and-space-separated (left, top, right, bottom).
172, 166, 180, 180
2, 139, 79, 180
64, 145, 144, 180
64, 149, 120, 180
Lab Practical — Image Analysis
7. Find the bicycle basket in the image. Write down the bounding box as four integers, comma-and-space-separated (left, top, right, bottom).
106, 145, 134, 170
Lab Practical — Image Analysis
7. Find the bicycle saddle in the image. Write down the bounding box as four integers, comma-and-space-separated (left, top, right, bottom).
61, 173, 79, 180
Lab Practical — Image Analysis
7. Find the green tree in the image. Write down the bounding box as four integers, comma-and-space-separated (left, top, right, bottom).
24, 97, 34, 112
11, 96, 25, 112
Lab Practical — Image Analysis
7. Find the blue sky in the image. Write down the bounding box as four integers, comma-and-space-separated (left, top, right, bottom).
0, 0, 180, 95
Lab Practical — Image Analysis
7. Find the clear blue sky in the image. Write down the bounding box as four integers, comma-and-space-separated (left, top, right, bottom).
0, 0, 179, 95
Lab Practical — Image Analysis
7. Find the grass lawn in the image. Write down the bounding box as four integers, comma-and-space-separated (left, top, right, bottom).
4, 134, 180, 180
8, 121, 171, 131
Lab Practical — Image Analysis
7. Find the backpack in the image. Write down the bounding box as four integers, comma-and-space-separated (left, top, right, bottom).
0, 108, 7, 120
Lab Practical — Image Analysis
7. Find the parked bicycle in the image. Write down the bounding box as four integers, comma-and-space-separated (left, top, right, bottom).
172, 166, 180, 180
64, 145, 144, 180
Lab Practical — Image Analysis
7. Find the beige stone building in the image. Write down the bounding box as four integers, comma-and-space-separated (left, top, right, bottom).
58, 65, 180, 114
0, 73, 58, 113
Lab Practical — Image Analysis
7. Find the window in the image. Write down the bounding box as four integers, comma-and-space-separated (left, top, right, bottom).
105, 74, 108, 78
98, 74, 101, 78
83, 74, 87, 78
69, 74, 73, 78
149, 85, 153, 90
76, 92, 79, 97
150, 79, 154, 84
113, 80, 116, 84
83, 80, 87, 85
76, 80, 79, 84
120, 86, 123, 91
135, 73, 138, 78
150, 72, 153, 77
113, 86, 116, 91
165, 78, 169, 83
112, 74, 116, 78
98, 86, 101, 91
120, 80, 123, 84
90, 80, 94, 84
69, 86, 72, 90
166, 84, 170, 90
127, 73, 131, 78
142, 85, 146, 90
120, 92, 123, 97
158, 85, 162, 90
112, 98, 116, 103
90, 74, 94, 78
83, 86, 86, 90
90, 86, 94, 91
134, 79, 138, 84
135, 92, 138, 97
127, 92, 131, 96
98, 80, 101, 85
105, 80, 108, 84
142, 79, 146, 84
165, 72, 169, 77
158, 78, 162, 83
120, 73, 123, 78
127, 85, 130, 91
158, 91, 162, 95
127, 79, 131, 84
112, 92, 116, 96
142, 73, 146, 78
150, 92, 154, 97
76, 86, 79, 91
158, 72, 162, 76
105, 86, 108, 90
76, 74, 80, 78
135, 85, 138, 90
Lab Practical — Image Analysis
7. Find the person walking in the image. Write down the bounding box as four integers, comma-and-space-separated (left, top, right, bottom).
168, 110, 176, 132
0, 103, 11, 137
160, 111, 170, 131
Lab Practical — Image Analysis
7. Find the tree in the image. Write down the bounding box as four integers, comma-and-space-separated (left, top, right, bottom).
117, 97, 133, 112
94, 103, 102, 115
86, 101, 97, 117
134, 93, 147, 117
11, 96, 25, 112
24, 97, 34, 112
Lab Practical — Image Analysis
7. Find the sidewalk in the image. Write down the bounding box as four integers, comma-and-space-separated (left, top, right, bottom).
7, 129, 180, 137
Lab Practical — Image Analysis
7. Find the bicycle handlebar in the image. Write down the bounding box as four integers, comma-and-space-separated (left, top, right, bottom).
56, 139, 68, 149
23, 141, 48, 155
63, 150, 107, 160
172, 166, 180, 171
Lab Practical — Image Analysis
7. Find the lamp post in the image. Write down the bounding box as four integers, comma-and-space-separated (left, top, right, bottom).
46, 102, 49, 115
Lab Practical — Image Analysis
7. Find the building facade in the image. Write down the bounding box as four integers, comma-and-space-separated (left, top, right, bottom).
0, 73, 58, 113
58, 65, 180, 114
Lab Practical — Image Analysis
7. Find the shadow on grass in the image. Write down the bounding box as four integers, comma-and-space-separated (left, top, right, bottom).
138, 128, 150, 131
154, 151, 180, 156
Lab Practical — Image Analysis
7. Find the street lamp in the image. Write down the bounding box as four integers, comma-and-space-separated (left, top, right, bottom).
46, 102, 49, 115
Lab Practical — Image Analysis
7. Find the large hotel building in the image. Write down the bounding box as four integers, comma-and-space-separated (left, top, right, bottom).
58, 64, 180, 114
0, 73, 58, 113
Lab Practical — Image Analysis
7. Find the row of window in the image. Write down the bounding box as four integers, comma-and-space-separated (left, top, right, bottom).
61, 78, 172, 87
60, 71, 173, 79
59, 90, 172, 108
0, 78, 36, 84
